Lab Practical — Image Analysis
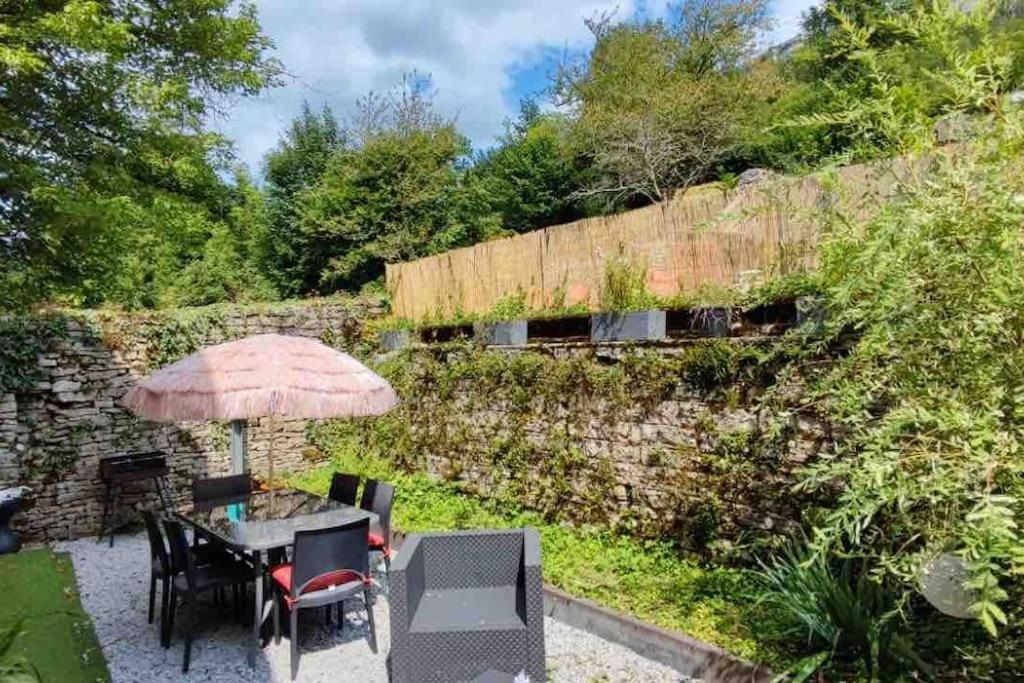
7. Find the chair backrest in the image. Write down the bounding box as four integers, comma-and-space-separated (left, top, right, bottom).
141, 509, 170, 576
192, 474, 251, 503
163, 518, 197, 588
358, 478, 377, 512
291, 518, 370, 599
368, 481, 395, 542
328, 472, 360, 506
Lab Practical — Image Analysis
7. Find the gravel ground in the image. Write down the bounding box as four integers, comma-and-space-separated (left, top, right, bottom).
54, 533, 690, 683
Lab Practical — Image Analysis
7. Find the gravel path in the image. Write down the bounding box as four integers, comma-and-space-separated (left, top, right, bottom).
54, 534, 689, 682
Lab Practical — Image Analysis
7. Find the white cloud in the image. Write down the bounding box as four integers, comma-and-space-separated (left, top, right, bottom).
215, 0, 820, 174
766, 0, 820, 45
215, 0, 633, 173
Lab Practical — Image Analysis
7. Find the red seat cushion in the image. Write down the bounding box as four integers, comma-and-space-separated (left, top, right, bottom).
270, 564, 365, 605
368, 532, 387, 549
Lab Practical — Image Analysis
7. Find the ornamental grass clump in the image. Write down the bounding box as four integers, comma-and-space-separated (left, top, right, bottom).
758, 543, 921, 681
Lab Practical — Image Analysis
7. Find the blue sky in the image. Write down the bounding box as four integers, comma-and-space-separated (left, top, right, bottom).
216, 1, 820, 173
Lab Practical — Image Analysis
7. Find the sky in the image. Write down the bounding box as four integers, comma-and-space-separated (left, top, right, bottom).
215, 0, 821, 174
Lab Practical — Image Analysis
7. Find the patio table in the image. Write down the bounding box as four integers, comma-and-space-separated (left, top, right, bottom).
175, 487, 377, 667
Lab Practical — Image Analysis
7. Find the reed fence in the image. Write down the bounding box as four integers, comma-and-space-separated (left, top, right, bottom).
386, 157, 911, 320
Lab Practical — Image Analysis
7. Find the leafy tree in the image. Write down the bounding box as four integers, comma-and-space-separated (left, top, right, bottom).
172, 169, 278, 307
262, 102, 347, 295
472, 101, 593, 233
291, 77, 502, 293
0, 0, 280, 309
760, 0, 1024, 166
556, 0, 778, 205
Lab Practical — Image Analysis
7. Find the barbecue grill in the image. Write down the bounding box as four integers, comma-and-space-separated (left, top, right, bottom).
98, 451, 173, 546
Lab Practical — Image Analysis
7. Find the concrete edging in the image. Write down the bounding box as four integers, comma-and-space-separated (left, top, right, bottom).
542, 585, 772, 683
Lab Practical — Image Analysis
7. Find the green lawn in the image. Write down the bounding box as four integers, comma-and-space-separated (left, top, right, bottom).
0, 549, 108, 683
291, 452, 796, 669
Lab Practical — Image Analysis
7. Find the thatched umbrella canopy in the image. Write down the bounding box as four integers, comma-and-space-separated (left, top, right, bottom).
122, 333, 398, 481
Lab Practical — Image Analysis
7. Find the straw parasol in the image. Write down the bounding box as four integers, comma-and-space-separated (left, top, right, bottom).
122, 333, 398, 484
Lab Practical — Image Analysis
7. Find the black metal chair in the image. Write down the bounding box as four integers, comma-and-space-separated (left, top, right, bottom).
163, 518, 253, 673
142, 509, 174, 646
142, 510, 236, 648
191, 474, 251, 503
270, 518, 377, 681
328, 472, 360, 506
360, 480, 395, 576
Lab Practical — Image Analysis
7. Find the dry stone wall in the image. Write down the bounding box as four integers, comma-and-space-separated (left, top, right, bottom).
0, 298, 385, 542
382, 342, 831, 548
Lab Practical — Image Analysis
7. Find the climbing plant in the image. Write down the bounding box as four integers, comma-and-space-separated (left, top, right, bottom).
0, 316, 68, 394
310, 338, 816, 541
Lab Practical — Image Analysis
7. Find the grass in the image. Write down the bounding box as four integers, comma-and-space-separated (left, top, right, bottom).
0, 549, 108, 682
290, 451, 797, 669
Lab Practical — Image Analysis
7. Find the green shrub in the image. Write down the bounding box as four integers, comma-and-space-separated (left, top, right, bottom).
599, 252, 661, 312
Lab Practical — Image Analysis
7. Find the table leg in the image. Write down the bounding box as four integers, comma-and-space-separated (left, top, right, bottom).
249, 549, 263, 668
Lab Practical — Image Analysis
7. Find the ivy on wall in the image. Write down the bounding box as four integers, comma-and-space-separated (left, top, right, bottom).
307, 338, 822, 551
0, 316, 68, 394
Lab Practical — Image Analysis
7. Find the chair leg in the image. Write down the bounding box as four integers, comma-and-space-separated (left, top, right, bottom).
240, 583, 249, 628
148, 574, 157, 624
182, 596, 195, 674
289, 607, 299, 681
383, 550, 391, 577
167, 584, 177, 645
273, 592, 281, 645
363, 588, 377, 654
160, 577, 171, 648
337, 600, 345, 634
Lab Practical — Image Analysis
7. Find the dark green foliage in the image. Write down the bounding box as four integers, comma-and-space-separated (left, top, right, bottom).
472, 101, 594, 232
0, 0, 281, 310
296, 121, 498, 292
263, 103, 348, 295
173, 168, 278, 306
0, 317, 66, 394
266, 78, 503, 295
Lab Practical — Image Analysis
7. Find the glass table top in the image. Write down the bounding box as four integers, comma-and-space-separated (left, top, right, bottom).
178, 488, 376, 552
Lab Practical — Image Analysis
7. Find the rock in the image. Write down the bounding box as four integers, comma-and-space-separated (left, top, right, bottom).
736, 168, 779, 188
52, 380, 82, 393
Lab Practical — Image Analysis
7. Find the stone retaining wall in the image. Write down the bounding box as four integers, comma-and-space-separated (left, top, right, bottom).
3, 299, 827, 547
394, 342, 830, 546
0, 298, 385, 542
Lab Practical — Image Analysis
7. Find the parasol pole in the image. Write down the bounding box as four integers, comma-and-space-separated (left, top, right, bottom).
230, 420, 248, 475
268, 415, 276, 489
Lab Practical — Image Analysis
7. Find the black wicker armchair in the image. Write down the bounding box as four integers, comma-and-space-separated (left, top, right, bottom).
389, 528, 545, 683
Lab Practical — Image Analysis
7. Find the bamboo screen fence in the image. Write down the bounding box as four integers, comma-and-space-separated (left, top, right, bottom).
386, 157, 910, 320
